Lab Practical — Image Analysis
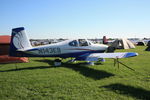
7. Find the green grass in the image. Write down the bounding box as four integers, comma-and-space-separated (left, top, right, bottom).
0, 46, 150, 100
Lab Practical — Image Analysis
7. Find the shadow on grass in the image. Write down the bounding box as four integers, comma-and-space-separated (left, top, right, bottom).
0, 59, 114, 80
62, 63, 114, 80
101, 83, 150, 100
0, 66, 50, 72
35, 59, 114, 80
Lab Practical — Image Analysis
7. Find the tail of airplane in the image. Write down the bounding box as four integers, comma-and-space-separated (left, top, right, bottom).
9, 27, 32, 56
103, 36, 108, 44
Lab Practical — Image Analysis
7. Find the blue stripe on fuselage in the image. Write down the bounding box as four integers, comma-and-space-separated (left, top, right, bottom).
26, 48, 39, 51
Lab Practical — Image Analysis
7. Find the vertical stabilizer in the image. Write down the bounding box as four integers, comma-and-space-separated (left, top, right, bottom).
9, 27, 32, 56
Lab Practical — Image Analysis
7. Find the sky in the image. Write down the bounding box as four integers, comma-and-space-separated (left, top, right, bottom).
0, 0, 150, 39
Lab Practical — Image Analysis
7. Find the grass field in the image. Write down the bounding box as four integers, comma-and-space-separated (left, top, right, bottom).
0, 46, 150, 100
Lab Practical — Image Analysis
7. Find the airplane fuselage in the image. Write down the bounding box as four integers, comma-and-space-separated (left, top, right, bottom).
19, 39, 108, 58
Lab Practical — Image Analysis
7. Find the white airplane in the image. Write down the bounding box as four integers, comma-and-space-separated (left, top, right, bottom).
9, 27, 138, 68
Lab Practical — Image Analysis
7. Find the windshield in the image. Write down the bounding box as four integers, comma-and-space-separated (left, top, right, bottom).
68, 40, 78, 46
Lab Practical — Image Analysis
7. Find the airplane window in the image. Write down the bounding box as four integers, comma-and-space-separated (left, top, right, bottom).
89, 42, 91, 45
78, 39, 88, 46
69, 40, 78, 46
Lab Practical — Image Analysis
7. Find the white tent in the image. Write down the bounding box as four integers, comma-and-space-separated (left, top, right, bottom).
111, 38, 135, 49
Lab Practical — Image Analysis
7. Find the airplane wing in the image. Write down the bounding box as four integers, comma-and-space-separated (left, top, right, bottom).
75, 52, 138, 61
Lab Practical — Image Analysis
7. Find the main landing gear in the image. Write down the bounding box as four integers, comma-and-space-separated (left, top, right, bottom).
54, 59, 62, 66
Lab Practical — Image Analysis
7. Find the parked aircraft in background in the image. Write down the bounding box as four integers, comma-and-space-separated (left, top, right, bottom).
9, 27, 138, 69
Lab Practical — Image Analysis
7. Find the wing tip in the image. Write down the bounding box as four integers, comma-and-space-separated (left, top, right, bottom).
124, 52, 138, 58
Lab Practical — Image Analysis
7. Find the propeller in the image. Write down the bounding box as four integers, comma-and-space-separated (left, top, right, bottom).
106, 46, 116, 53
